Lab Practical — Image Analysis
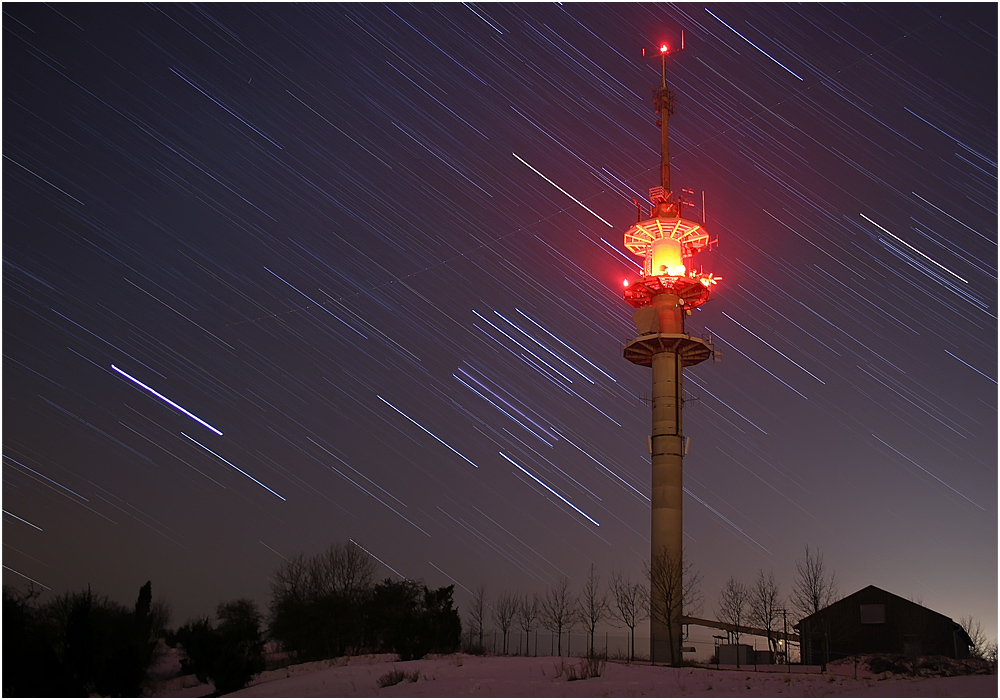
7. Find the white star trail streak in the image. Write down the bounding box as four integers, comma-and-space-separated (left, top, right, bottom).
3, 511, 44, 531
181, 433, 286, 501
861, 213, 970, 284
870, 434, 986, 512
377, 395, 479, 468
3, 566, 51, 590
720, 311, 826, 384
350, 539, 406, 580
704, 9, 804, 81
110, 365, 224, 435
2, 4, 994, 647
512, 153, 614, 227
500, 452, 600, 528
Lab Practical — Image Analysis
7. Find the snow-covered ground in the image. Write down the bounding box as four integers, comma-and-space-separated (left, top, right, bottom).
149, 652, 997, 697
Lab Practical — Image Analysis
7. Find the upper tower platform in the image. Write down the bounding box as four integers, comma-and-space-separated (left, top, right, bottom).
622, 38, 719, 312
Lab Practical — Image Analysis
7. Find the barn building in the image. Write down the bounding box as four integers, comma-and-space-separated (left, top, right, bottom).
796, 585, 973, 665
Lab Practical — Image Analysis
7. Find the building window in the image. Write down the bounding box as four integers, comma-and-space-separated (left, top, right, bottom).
860, 604, 885, 624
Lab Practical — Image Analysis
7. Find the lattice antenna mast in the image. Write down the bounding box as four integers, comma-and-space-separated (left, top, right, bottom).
656, 32, 683, 202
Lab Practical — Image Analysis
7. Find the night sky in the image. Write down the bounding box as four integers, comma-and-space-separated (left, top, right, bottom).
4, 4, 996, 647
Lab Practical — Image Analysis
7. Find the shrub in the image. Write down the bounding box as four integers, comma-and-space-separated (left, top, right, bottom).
176, 617, 218, 683
176, 599, 265, 695
866, 654, 912, 676
213, 599, 265, 694
269, 544, 461, 662
566, 654, 606, 681
368, 580, 461, 660
3, 582, 164, 697
581, 654, 607, 679
377, 669, 410, 687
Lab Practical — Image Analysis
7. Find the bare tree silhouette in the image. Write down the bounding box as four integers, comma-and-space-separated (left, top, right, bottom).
580, 564, 609, 657
540, 577, 577, 657
609, 570, 648, 662
959, 616, 989, 659
749, 569, 781, 656
468, 584, 488, 651
716, 576, 749, 646
516, 593, 540, 656
491, 590, 518, 654
646, 545, 701, 666
791, 545, 838, 622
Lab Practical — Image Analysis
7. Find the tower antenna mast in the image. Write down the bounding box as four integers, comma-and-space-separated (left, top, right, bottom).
655, 30, 683, 198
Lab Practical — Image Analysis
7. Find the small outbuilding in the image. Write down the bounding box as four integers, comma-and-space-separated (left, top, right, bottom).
796, 584, 972, 665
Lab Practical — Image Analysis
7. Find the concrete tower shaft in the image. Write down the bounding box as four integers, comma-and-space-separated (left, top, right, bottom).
650, 347, 683, 663
624, 291, 711, 665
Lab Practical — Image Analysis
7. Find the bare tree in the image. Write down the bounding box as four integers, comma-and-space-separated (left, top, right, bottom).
609, 569, 648, 662
517, 593, 540, 656
716, 576, 750, 650
985, 641, 998, 668
270, 553, 309, 608
308, 542, 376, 601
330, 541, 377, 598
960, 616, 990, 659
468, 584, 488, 651
492, 590, 518, 654
273, 543, 376, 610
580, 564, 609, 657
268, 543, 378, 659
646, 545, 702, 666
749, 569, 782, 655
540, 577, 577, 657
791, 545, 838, 622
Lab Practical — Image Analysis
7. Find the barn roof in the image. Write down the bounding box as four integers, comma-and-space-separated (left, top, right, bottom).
795, 584, 973, 646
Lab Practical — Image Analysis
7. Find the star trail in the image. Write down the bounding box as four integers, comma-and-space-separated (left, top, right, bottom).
3, 4, 996, 646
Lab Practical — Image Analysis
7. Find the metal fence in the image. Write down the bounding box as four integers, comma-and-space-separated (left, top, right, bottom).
467, 630, 651, 660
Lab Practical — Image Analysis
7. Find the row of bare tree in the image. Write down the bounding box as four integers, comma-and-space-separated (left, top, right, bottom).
461, 544, 839, 664
716, 545, 838, 657
465, 563, 650, 660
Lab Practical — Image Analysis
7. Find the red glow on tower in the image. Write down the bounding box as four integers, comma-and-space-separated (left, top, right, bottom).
624, 36, 720, 317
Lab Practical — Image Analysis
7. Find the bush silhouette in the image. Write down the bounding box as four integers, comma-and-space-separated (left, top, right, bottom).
176, 599, 265, 694
3, 581, 163, 697
269, 542, 460, 661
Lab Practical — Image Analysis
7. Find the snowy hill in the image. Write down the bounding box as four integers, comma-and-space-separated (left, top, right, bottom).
148, 652, 997, 697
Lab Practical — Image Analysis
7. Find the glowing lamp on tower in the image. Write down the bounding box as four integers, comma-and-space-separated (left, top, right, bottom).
651, 236, 684, 276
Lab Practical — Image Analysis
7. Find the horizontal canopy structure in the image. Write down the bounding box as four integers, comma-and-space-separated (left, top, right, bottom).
623, 216, 710, 277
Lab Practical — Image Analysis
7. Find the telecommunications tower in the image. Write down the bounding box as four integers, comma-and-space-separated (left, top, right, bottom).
621, 39, 719, 664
